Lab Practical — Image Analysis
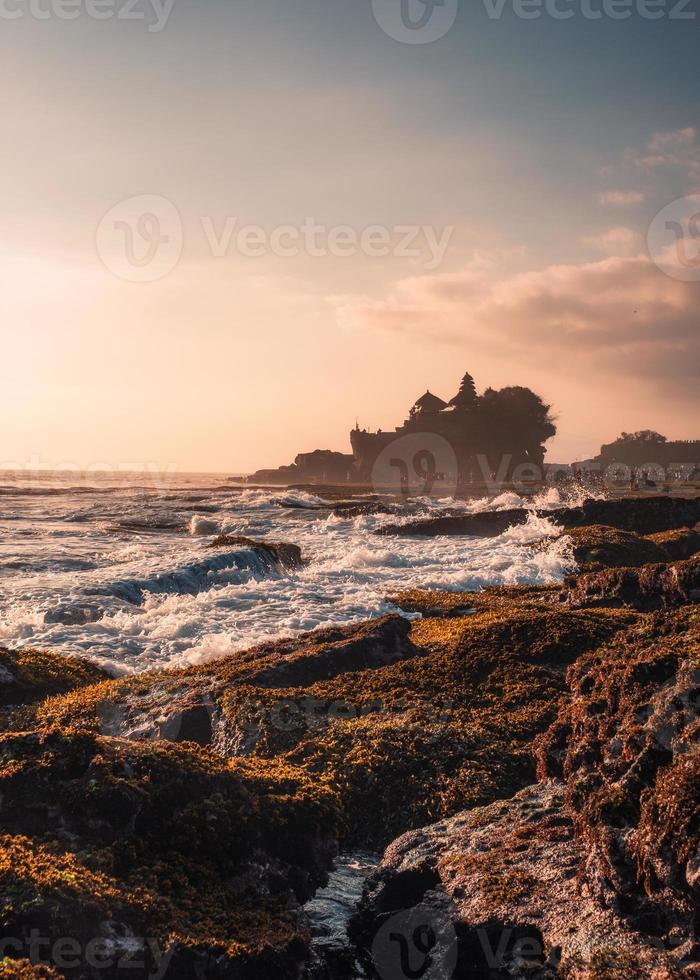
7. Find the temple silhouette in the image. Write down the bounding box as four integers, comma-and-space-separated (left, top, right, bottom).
351, 372, 556, 484
247, 371, 557, 486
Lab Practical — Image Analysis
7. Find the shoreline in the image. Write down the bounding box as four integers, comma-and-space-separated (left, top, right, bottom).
0, 493, 698, 979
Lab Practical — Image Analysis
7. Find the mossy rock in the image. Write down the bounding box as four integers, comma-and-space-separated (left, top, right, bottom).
0, 730, 340, 978
0, 648, 109, 708
561, 553, 700, 610
564, 524, 668, 572
30, 617, 420, 744
388, 583, 560, 618
0, 961, 64, 979
219, 605, 636, 846
350, 782, 685, 979
647, 524, 700, 561
537, 606, 700, 945
207, 534, 304, 569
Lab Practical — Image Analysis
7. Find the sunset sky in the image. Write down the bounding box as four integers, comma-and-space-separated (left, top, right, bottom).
2, 0, 699, 473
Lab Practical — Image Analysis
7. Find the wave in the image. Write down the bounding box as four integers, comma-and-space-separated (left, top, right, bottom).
189, 515, 221, 536
0, 483, 580, 673
76, 545, 296, 610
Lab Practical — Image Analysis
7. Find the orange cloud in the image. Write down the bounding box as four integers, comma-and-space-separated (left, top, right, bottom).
334, 255, 700, 396
582, 227, 639, 255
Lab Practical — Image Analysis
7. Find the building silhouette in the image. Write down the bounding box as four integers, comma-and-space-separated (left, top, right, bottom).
247, 371, 557, 486
351, 372, 556, 485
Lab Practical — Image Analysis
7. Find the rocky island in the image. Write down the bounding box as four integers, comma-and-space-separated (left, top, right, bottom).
0, 494, 698, 979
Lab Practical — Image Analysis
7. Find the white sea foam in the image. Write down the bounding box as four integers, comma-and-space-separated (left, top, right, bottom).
0, 476, 579, 673
189, 515, 221, 536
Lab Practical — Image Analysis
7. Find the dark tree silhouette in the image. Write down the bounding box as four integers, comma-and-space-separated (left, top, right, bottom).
614, 431, 667, 445
478, 386, 556, 467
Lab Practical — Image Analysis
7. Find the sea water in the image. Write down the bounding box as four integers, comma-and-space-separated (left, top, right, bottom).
0, 471, 580, 675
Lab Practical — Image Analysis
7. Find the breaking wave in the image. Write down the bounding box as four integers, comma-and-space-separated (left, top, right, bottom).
0, 477, 579, 673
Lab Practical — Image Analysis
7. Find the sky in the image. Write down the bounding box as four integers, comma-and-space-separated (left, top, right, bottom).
1, 0, 699, 473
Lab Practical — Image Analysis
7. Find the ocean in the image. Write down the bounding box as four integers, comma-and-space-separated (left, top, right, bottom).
0, 471, 580, 675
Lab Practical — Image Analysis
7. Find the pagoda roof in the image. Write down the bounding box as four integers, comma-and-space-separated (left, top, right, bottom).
412, 390, 448, 413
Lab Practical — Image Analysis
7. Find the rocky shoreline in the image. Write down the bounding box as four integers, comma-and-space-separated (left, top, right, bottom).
1, 496, 699, 978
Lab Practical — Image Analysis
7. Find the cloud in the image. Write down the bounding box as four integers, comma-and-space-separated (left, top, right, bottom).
624, 127, 700, 182
334, 254, 699, 397
597, 190, 645, 207
582, 226, 639, 255
647, 127, 696, 153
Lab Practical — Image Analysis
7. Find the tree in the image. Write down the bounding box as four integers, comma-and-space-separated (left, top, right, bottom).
478, 386, 556, 464
613, 430, 667, 445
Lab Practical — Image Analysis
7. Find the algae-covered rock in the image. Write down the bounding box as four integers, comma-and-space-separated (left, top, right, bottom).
350, 781, 688, 978
32, 616, 420, 745
538, 607, 700, 960
554, 495, 700, 535
207, 534, 304, 569
648, 524, 700, 561
378, 495, 700, 538
347, 606, 700, 979
219, 605, 634, 846
29, 604, 630, 850
561, 553, 700, 610
4, 566, 695, 977
564, 524, 668, 571
388, 584, 560, 618
0, 961, 64, 979
0, 647, 109, 708
376, 507, 527, 538
0, 729, 339, 978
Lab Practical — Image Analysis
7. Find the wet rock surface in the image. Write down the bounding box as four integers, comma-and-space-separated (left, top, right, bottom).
219, 606, 632, 845
379, 495, 700, 538
553, 495, 700, 534
331, 501, 397, 518
538, 607, 700, 965
207, 534, 305, 569
302, 851, 378, 979
0, 647, 108, 709
376, 507, 527, 538
350, 782, 687, 978
0, 729, 339, 979
2, 495, 699, 978
560, 553, 700, 610
563, 523, 670, 571
33, 616, 421, 746
648, 524, 700, 561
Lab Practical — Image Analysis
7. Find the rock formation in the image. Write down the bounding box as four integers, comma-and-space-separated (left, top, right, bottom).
1, 496, 699, 977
